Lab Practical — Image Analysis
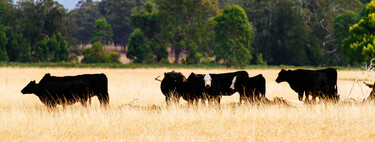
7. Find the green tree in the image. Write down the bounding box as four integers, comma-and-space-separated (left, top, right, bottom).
0, 0, 15, 27
130, 2, 168, 63
81, 41, 110, 63
99, 0, 137, 52
333, 11, 359, 64
126, 28, 152, 63
361, 0, 372, 4
214, 5, 254, 68
0, 25, 8, 62
155, 0, 218, 64
90, 18, 113, 45
6, 33, 32, 62
55, 32, 69, 62
70, 0, 103, 48
239, 0, 362, 65
33, 39, 48, 62
342, 1, 375, 63
15, 0, 67, 46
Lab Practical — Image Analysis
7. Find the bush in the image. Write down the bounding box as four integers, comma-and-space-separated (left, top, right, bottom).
6, 33, 32, 62
108, 52, 121, 63
81, 42, 110, 63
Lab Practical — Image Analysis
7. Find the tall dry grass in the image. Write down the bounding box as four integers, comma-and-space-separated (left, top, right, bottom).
0, 67, 375, 141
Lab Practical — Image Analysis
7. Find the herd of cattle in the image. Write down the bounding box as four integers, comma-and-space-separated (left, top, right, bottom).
20, 68, 358, 108
160, 68, 340, 105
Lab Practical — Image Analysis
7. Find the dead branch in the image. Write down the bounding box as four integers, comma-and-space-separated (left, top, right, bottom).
155, 76, 162, 82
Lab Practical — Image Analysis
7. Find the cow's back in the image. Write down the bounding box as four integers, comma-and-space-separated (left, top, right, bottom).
209, 71, 249, 96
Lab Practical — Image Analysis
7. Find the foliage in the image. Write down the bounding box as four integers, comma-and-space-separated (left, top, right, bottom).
0, 0, 370, 66
343, 1, 375, 63
333, 11, 360, 65
33, 39, 48, 62
90, 18, 113, 45
361, 0, 372, 4
70, 0, 103, 47
155, 0, 219, 64
108, 52, 121, 63
82, 41, 110, 63
214, 5, 254, 68
240, 0, 362, 66
6, 33, 32, 62
0, 24, 8, 62
126, 29, 152, 64
99, 0, 137, 50
130, 2, 168, 63
32, 32, 68, 62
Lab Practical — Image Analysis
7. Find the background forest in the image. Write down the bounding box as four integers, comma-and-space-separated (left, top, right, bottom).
0, 0, 373, 67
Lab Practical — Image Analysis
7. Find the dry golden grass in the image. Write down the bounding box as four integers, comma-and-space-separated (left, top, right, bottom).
1, 67, 375, 141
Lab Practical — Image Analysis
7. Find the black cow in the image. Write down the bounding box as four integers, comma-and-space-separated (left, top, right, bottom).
229, 74, 266, 103
160, 71, 187, 104
275, 68, 338, 102
21, 79, 89, 108
182, 72, 206, 104
203, 71, 249, 104
160, 71, 208, 105
38, 73, 109, 107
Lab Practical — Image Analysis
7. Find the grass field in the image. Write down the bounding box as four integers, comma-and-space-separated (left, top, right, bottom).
1, 67, 375, 141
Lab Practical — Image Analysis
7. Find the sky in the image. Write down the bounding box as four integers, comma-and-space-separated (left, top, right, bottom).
14, 0, 101, 11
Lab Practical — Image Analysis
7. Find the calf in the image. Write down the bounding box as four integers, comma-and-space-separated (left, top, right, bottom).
229, 74, 266, 103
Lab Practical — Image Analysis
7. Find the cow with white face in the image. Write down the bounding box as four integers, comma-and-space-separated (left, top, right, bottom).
204, 74, 212, 88
201, 71, 249, 105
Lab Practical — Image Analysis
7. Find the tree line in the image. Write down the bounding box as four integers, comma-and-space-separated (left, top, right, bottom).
0, 0, 373, 67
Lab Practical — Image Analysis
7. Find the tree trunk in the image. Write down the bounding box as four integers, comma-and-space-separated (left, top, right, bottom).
174, 47, 182, 64
121, 35, 128, 53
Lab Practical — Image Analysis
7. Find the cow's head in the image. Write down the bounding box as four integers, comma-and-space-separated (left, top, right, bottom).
204, 74, 212, 88
21, 80, 37, 94
230, 76, 237, 90
163, 71, 187, 84
276, 69, 288, 83
39, 73, 52, 84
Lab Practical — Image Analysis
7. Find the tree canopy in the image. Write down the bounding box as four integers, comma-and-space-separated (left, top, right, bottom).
343, 1, 375, 63
214, 5, 254, 68
0, 0, 370, 66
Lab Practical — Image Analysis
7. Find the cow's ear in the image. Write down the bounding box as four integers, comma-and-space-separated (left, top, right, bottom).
281, 69, 285, 71
164, 73, 167, 76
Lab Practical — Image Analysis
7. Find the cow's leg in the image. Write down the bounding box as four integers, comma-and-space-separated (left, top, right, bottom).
312, 93, 317, 102
98, 93, 110, 108
239, 92, 244, 104
165, 96, 171, 105
304, 91, 310, 103
200, 94, 206, 106
298, 91, 304, 101
217, 96, 221, 105
80, 99, 88, 107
